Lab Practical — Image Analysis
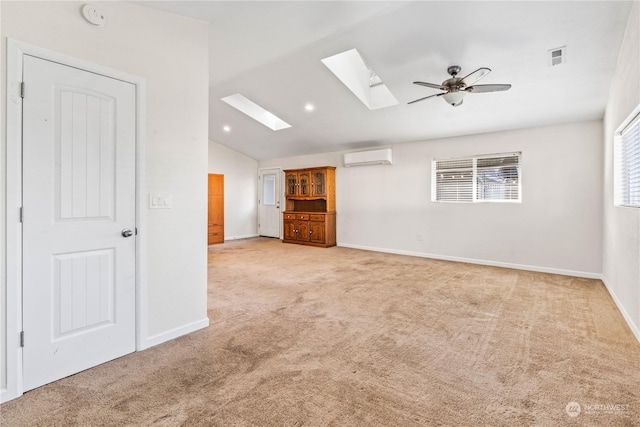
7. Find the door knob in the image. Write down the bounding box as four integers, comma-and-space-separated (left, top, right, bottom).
121, 228, 134, 238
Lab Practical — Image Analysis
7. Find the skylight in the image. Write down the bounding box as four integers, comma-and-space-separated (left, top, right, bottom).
321, 48, 398, 110
221, 94, 291, 131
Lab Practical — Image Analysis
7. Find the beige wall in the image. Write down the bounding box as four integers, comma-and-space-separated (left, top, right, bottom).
260, 120, 604, 277
208, 141, 259, 240
603, 2, 640, 340
1, 1, 209, 400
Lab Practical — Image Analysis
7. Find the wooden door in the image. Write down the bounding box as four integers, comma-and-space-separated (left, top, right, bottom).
296, 220, 310, 242
208, 174, 224, 244
298, 170, 311, 196
285, 171, 298, 196
311, 169, 327, 196
309, 221, 326, 244
283, 219, 296, 241
22, 55, 137, 391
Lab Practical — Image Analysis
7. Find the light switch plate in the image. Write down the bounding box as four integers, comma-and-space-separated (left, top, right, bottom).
149, 194, 173, 209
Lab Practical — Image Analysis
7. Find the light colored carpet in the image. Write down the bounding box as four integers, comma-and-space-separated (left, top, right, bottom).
2, 237, 639, 426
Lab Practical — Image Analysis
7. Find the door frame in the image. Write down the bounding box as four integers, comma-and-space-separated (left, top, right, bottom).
258, 167, 283, 239
2, 39, 147, 402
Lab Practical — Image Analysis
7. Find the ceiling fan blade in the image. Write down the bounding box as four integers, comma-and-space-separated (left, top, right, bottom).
408, 92, 445, 105
413, 81, 445, 90
466, 84, 511, 93
460, 67, 491, 86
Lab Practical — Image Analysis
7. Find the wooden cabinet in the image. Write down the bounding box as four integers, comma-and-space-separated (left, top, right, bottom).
208, 174, 224, 245
286, 170, 311, 197
309, 213, 328, 244
283, 212, 336, 246
310, 170, 323, 196
285, 168, 332, 199
283, 166, 336, 248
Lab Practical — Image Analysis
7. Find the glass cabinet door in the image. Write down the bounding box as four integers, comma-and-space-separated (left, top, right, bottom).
312, 170, 326, 196
298, 171, 310, 196
286, 172, 297, 196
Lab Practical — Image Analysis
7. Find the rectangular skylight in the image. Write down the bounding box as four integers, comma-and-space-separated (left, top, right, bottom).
221, 93, 291, 131
321, 48, 398, 110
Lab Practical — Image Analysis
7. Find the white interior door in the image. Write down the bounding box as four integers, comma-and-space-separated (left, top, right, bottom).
258, 168, 281, 238
22, 55, 137, 391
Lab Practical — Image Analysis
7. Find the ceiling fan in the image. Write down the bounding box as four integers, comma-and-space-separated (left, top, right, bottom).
409, 65, 511, 107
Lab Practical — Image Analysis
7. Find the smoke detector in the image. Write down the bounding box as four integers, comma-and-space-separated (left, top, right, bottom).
82, 4, 106, 27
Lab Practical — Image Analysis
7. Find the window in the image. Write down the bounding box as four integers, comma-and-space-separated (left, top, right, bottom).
432, 152, 521, 203
614, 108, 640, 207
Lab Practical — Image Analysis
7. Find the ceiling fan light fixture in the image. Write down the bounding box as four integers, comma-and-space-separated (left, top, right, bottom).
410, 65, 510, 106
442, 91, 466, 106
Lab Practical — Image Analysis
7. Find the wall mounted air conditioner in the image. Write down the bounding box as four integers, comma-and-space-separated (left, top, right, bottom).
343, 148, 392, 167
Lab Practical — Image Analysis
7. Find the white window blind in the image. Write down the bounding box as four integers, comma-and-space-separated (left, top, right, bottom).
615, 110, 640, 207
432, 152, 521, 203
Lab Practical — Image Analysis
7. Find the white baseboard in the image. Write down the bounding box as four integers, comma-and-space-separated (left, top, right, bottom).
224, 234, 259, 241
601, 276, 640, 343
139, 317, 210, 350
336, 243, 602, 279
1, 387, 21, 404
1, 319, 210, 403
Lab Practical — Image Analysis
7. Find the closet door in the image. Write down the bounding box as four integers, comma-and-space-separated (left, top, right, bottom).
22, 55, 137, 391
208, 174, 224, 244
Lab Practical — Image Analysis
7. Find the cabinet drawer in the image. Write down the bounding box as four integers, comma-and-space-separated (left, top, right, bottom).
208, 236, 223, 244
208, 226, 223, 244
283, 213, 296, 220
296, 214, 309, 220
309, 214, 325, 222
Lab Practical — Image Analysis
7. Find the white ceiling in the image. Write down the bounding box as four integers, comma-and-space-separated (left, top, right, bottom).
133, 1, 634, 160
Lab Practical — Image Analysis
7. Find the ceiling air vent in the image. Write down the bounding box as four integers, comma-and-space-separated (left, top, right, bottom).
548, 46, 566, 67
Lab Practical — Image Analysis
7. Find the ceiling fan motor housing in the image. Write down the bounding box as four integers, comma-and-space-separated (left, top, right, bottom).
447, 65, 462, 77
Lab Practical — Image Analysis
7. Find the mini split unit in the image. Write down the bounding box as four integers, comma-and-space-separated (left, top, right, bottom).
343, 148, 393, 167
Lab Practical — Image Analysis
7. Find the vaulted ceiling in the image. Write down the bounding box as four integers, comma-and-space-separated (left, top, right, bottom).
133, 1, 634, 160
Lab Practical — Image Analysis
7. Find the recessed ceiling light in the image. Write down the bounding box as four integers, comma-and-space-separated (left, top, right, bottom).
221, 93, 291, 131
304, 103, 315, 112
223, 125, 231, 133
321, 48, 399, 110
